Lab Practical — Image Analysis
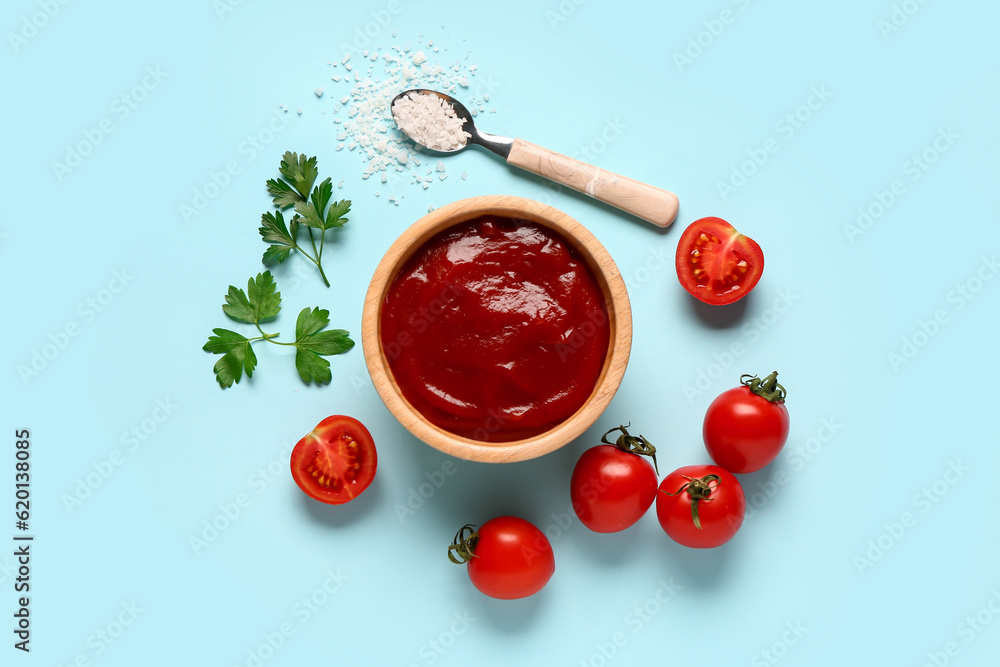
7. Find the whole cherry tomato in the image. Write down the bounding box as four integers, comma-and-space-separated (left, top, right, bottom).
571, 424, 658, 533
448, 517, 555, 600
656, 465, 746, 548
704, 372, 790, 474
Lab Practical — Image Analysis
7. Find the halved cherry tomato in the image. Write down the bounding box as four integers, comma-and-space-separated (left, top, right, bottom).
656, 465, 746, 548
675, 217, 763, 305
290, 415, 377, 504
571, 425, 658, 533
448, 517, 555, 600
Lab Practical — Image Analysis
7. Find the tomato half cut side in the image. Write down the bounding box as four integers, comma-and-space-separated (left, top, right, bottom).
290, 415, 377, 504
675, 217, 764, 305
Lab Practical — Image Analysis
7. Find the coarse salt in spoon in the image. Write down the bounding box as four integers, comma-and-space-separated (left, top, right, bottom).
391, 89, 679, 228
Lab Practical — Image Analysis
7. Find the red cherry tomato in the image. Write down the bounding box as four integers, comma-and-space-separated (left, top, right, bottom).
656, 465, 746, 548
571, 425, 658, 533
290, 415, 377, 504
675, 217, 764, 305
448, 517, 555, 600
704, 372, 790, 474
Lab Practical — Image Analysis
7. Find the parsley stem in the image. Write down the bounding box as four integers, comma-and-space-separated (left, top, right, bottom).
304, 228, 330, 287
255, 324, 296, 346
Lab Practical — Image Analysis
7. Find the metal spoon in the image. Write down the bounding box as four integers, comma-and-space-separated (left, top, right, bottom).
391, 89, 679, 228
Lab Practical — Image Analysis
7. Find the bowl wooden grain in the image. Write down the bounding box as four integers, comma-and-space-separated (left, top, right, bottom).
361, 195, 632, 463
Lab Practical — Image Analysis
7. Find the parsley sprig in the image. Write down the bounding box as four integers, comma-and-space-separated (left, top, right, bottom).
203, 271, 354, 388
260, 152, 349, 287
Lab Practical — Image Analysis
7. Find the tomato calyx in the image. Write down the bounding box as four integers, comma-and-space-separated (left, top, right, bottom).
741, 371, 787, 403
661, 474, 721, 529
447, 524, 480, 564
601, 423, 658, 475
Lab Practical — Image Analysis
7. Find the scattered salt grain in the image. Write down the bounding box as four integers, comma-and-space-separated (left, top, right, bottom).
342, 54, 351, 64
296, 108, 302, 115
314, 87, 324, 97
461, 171, 467, 180
318, 34, 491, 200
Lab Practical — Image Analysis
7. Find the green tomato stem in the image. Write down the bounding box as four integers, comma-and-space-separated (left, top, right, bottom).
741, 371, 787, 402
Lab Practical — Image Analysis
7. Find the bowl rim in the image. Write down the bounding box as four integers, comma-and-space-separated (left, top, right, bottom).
361, 195, 632, 463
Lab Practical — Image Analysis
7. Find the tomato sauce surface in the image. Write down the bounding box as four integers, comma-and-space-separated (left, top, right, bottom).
380, 216, 611, 442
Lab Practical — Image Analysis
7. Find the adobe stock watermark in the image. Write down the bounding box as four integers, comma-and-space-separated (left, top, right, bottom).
213, 0, 247, 21
743, 417, 842, 521
878, 0, 933, 40
844, 127, 958, 244
51, 67, 168, 182
189, 438, 295, 556
919, 589, 1000, 667
750, 621, 808, 666
179, 106, 292, 223
0, 556, 16, 586
408, 611, 477, 667
853, 460, 969, 575
17, 269, 134, 386
672, 0, 756, 72
8, 0, 72, 53
887, 255, 997, 372
545, 0, 589, 30
59, 600, 144, 667
233, 568, 349, 667
338, 0, 405, 56
532, 117, 628, 209
716, 86, 832, 202
681, 288, 799, 403
62, 398, 178, 514
579, 579, 682, 667
394, 459, 459, 524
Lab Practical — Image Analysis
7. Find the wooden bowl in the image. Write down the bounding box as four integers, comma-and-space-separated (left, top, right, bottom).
361, 195, 632, 463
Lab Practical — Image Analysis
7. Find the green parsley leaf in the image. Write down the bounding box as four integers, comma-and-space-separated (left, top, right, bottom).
205, 275, 352, 388
263, 244, 293, 265
292, 307, 355, 385
203, 328, 258, 389
259, 210, 298, 266
222, 271, 281, 324
259, 152, 347, 288
293, 178, 334, 230
295, 305, 330, 338
297, 329, 355, 356
294, 348, 332, 385
265, 177, 302, 210
324, 199, 351, 231
279, 151, 318, 200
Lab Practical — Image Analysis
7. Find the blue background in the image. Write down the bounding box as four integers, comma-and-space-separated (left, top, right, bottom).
3, 1, 999, 665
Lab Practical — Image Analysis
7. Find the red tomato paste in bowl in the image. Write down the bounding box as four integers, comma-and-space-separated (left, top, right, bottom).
380, 215, 611, 442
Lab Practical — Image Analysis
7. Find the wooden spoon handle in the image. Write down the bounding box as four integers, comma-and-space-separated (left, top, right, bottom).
506, 138, 679, 228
